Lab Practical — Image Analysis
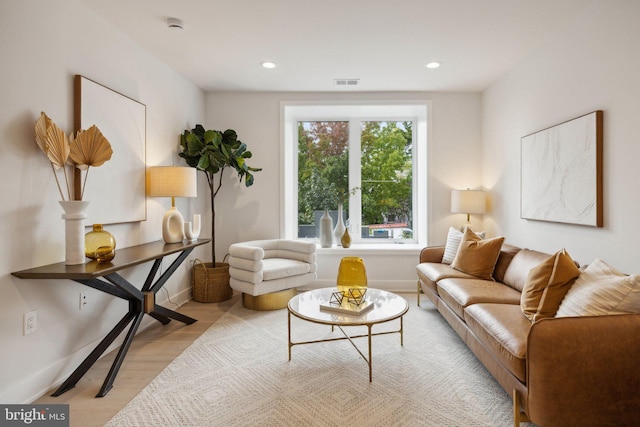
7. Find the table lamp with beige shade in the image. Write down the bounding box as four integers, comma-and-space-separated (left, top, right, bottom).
147, 166, 198, 243
450, 188, 486, 231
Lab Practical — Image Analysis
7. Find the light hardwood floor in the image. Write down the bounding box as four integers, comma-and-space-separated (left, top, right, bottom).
34, 294, 240, 427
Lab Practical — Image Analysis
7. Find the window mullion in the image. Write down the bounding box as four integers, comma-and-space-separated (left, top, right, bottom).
348, 119, 362, 242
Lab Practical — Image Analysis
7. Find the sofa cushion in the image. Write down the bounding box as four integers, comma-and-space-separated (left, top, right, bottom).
451, 228, 505, 280
416, 262, 476, 284
437, 278, 522, 319
493, 244, 521, 283
556, 259, 640, 316
464, 303, 532, 382
442, 227, 486, 264
503, 249, 552, 292
520, 249, 581, 321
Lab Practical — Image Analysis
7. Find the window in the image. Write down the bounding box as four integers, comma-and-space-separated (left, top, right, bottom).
282, 102, 428, 246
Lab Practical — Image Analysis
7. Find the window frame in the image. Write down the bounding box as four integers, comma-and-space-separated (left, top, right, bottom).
281, 101, 429, 247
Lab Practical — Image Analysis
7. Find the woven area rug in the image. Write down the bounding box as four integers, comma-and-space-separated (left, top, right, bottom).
105, 294, 525, 426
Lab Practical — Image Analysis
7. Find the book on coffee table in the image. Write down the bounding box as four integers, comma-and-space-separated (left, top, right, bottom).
319, 300, 374, 315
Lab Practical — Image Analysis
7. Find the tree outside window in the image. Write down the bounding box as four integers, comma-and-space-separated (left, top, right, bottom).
297, 120, 413, 241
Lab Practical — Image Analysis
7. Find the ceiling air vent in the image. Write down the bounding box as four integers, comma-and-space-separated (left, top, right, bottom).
334, 79, 360, 86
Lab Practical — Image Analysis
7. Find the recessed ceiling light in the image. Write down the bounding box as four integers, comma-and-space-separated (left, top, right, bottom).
166, 17, 185, 30
425, 61, 442, 69
261, 61, 276, 69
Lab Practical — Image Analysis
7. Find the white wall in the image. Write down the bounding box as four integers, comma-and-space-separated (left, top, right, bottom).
205, 91, 482, 289
482, 0, 640, 273
0, 0, 206, 403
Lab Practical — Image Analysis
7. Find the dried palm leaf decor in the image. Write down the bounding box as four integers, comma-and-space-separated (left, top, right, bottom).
35, 112, 113, 201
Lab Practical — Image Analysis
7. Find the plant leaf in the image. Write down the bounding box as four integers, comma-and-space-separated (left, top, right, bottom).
44, 121, 70, 169
35, 112, 52, 153
69, 125, 113, 168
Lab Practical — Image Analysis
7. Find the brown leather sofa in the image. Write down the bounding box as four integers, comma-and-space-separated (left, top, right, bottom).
417, 244, 640, 427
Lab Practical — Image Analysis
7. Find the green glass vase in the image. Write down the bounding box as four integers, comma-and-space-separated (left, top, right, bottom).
85, 224, 116, 263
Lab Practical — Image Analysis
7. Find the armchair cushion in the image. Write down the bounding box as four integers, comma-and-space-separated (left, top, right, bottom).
229, 258, 312, 284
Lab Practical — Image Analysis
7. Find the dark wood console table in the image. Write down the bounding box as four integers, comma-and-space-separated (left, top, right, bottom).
12, 238, 210, 398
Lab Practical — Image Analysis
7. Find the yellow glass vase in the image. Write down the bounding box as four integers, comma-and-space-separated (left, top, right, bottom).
336, 256, 367, 295
85, 224, 116, 263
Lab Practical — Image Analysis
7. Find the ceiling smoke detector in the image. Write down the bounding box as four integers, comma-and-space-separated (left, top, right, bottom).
334, 79, 360, 86
166, 17, 185, 30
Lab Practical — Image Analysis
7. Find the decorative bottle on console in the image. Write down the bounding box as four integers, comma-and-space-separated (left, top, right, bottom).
85, 224, 116, 263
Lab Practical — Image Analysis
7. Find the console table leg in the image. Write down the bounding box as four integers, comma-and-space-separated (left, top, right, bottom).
153, 304, 197, 325
96, 312, 145, 397
148, 312, 171, 325
52, 312, 136, 397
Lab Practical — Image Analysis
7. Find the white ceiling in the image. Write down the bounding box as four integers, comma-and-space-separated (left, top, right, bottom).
78, 0, 592, 92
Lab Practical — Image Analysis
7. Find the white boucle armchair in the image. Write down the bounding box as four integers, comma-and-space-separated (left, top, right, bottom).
228, 239, 317, 310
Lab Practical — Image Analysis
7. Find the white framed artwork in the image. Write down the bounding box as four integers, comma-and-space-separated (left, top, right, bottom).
521, 111, 603, 227
74, 75, 147, 224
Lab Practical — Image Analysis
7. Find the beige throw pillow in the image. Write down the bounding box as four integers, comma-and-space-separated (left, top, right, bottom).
556, 259, 640, 317
450, 228, 504, 280
520, 249, 580, 321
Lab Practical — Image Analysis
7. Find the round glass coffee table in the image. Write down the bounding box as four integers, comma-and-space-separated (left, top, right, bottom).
287, 287, 409, 382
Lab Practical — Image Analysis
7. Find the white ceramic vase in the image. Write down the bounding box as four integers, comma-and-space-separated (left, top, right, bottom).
59, 200, 90, 265
333, 204, 346, 245
319, 208, 333, 248
184, 214, 201, 241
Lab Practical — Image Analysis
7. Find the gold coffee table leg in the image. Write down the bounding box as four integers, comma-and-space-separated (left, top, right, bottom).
368, 324, 373, 382
288, 309, 292, 361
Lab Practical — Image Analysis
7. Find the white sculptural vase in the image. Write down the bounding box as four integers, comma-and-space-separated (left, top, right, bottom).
59, 200, 90, 265
333, 204, 346, 246
184, 214, 201, 241
319, 208, 334, 248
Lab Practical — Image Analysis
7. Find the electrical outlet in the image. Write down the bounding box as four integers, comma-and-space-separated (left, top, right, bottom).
79, 291, 88, 311
23, 311, 37, 335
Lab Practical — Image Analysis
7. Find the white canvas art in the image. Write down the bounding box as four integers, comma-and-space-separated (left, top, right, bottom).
521, 111, 602, 227
75, 75, 147, 224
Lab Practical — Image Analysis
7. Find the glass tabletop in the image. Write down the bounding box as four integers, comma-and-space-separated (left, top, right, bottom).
288, 287, 408, 326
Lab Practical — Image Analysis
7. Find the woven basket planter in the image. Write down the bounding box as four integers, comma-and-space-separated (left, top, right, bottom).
192, 261, 232, 303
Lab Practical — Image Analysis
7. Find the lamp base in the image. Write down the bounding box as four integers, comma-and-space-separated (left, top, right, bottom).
162, 207, 184, 243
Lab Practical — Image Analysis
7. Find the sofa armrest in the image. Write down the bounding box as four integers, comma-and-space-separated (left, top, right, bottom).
419, 246, 445, 264
526, 314, 640, 427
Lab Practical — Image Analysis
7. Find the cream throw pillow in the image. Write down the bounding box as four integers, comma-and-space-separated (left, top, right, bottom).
450, 228, 504, 280
442, 227, 486, 265
520, 249, 580, 322
556, 259, 640, 317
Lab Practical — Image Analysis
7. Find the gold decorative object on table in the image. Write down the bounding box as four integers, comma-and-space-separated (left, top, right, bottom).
347, 287, 367, 305
330, 291, 344, 305
85, 224, 116, 263
321, 287, 373, 315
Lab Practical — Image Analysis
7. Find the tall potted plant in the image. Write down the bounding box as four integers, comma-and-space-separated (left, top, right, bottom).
179, 124, 261, 302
